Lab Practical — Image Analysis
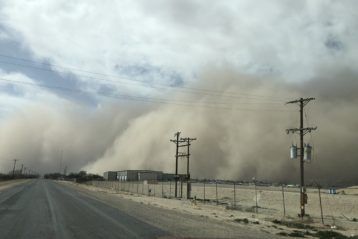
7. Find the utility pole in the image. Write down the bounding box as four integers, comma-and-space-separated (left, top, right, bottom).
182, 137, 197, 199
64, 165, 67, 176
20, 164, 24, 175
170, 132, 197, 198
170, 132, 184, 197
59, 149, 63, 175
12, 159, 17, 178
286, 97, 317, 218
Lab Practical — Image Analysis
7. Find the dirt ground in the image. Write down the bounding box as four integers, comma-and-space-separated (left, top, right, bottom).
68, 181, 358, 238
0, 179, 30, 191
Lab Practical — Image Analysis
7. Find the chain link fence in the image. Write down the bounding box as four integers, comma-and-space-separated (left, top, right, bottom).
87, 180, 357, 226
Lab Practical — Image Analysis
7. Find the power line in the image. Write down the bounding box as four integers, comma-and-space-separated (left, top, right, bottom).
0, 77, 294, 112
0, 58, 288, 102
0, 53, 290, 102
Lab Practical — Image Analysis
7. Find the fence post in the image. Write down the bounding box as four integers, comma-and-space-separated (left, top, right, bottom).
169, 181, 172, 198
162, 181, 164, 198
179, 180, 183, 198
216, 181, 218, 205
137, 181, 139, 194
281, 185, 286, 218
318, 186, 324, 225
203, 181, 206, 202
233, 183, 236, 208
254, 181, 258, 214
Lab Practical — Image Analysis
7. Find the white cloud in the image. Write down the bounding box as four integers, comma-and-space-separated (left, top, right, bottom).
1, 0, 357, 88
0, 30, 9, 40
0, 71, 76, 117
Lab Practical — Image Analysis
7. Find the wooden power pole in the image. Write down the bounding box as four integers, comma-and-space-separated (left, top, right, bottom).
286, 97, 317, 218
182, 137, 197, 199
170, 132, 184, 198
170, 132, 197, 199
12, 159, 17, 178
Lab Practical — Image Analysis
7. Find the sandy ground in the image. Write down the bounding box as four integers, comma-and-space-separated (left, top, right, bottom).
0, 179, 30, 191
64, 180, 358, 238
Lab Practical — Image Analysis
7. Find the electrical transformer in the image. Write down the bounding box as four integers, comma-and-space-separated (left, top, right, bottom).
290, 145, 297, 159
304, 144, 312, 162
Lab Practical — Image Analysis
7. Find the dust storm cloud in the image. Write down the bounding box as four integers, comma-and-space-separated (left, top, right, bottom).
1, 68, 357, 185
0, 103, 151, 175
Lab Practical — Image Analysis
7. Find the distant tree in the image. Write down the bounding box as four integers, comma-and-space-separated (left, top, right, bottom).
43, 171, 103, 183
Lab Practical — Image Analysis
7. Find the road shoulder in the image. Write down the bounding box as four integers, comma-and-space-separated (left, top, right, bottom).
0, 179, 31, 192
58, 181, 287, 239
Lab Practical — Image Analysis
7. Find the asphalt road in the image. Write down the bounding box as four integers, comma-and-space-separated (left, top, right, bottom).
0, 180, 280, 239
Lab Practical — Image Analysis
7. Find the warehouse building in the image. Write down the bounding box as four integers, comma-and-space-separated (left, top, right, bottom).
117, 170, 163, 181
162, 173, 176, 181
138, 171, 163, 181
104, 169, 176, 182
117, 170, 140, 181
103, 171, 117, 181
